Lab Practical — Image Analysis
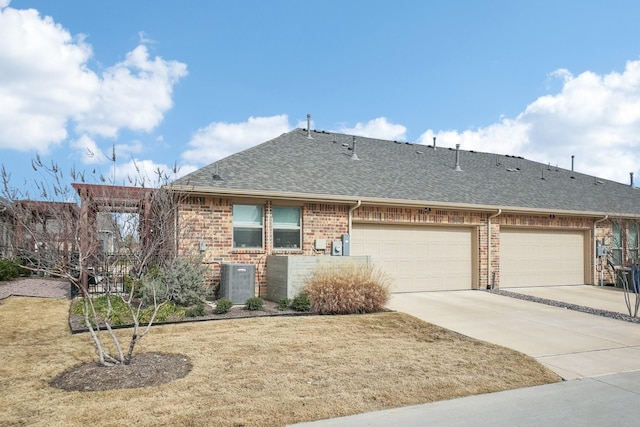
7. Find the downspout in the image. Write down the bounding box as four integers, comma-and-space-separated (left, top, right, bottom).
348, 200, 362, 235
594, 214, 608, 286
487, 209, 502, 289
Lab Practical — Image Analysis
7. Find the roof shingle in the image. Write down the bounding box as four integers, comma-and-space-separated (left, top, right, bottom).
172, 129, 640, 217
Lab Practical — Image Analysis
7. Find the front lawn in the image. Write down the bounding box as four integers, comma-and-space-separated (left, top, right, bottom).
0, 297, 560, 427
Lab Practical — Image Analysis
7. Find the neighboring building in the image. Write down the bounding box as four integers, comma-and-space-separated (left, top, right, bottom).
169, 128, 640, 296
10, 200, 79, 271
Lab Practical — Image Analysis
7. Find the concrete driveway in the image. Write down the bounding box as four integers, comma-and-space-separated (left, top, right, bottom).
388, 286, 640, 380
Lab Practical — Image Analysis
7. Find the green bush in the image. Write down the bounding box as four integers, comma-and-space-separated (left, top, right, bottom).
245, 296, 264, 311
71, 296, 186, 325
0, 258, 20, 281
290, 293, 311, 312
71, 295, 130, 326
123, 275, 143, 298
140, 258, 208, 307
303, 263, 391, 315
139, 301, 185, 323
185, 302, 206, 318
214, 297, 233, 314
277, 297, 292, 311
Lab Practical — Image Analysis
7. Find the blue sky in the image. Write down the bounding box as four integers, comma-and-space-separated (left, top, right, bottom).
3, 0, 640, 195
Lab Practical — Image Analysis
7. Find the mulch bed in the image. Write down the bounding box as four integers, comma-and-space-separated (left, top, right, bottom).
68, 299, 308, 333
50, 353, 193, 392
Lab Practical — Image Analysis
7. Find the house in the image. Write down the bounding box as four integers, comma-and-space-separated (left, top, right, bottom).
9, 200, 79, 272
169, 128, 640, 296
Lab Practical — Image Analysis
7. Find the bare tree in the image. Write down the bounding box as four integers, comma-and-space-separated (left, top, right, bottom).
604, 217, 640, 318
1, 159, 196, 366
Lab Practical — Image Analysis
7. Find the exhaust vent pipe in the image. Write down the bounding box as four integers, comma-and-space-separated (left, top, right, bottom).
571, 155, 574, 172
433, 136, 437, 150
306, 114, 312, 139
631, 172, 635, 187
455, 144, 462, 171
351, 136, 360, 161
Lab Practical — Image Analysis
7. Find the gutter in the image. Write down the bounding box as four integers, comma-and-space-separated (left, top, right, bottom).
166, 185, 639, 219
348, 200, 362, 235
487, 209, 502, 289
593, 214, 609, 286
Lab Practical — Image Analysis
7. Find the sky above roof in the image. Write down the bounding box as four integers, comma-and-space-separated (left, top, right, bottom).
2, 0, 640, 194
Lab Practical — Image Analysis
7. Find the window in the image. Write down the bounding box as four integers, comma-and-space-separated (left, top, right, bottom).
273, 207, 301, 249
611, 223, 623, 266
233, 205, 263, 248
629, 223, 639, 264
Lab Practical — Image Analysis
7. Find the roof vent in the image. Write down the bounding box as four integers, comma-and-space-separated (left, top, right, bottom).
454, 144, 462, 171
571, 155, 574, 171
306, 114, 313, 139
433, 136, 437, 150
631, 172, 635, 187
212, 164, 223, 181
351, 136, 360, 161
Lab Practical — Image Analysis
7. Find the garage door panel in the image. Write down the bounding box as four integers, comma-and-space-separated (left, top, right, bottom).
352, 224, 473, 292
500, 229, 585, 287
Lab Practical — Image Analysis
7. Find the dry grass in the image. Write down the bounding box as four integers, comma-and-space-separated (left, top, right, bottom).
0, 296, 560, 427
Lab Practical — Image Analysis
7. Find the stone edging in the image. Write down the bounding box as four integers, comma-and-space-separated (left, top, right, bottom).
488, 289, 640, 324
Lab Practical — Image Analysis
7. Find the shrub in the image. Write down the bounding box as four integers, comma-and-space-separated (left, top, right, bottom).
290, 293, 311, 312
303, 263, 391, 315
140, 258, 208, 307
185, 302, 206, 318
245, 296, 264, 311
123, 275, 143, 298
277, 297, 292, 311
0, 258, 19, 281
139, 301, 185, 323
12, 258, 30, 277
72, 297, 186, 325
71, 295, 130, 326
214, 297, 233, 314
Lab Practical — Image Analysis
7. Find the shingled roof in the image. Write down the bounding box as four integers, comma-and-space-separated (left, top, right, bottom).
171, 128, 640, 217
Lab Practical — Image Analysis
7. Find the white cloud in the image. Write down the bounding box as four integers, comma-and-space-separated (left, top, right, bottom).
0, 0, 10, 9
417, 60, 640, 184
0, 5, 186, 152
339, 117, 407, 141
75, 45, 187, 138
182, 115, 292, 165
113, 158, 197, 187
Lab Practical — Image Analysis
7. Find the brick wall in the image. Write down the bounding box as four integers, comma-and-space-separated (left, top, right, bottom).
178, 195, 618, 293
178, 197, 350, 297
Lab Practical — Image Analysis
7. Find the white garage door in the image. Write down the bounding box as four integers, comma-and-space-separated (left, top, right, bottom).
500, 228, 586, 287
351, 223, 474, 292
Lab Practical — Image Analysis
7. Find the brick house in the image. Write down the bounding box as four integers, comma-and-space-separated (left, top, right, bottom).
169, 128, 640, 297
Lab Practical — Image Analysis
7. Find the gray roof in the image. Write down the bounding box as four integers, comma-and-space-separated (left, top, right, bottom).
172, 129, 640, 217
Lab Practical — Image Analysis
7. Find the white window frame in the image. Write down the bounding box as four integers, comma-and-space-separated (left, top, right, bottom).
272, 206, 302, 249
232, 204, 264, 249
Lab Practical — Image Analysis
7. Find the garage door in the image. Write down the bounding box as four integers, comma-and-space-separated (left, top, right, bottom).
351, 223, 474, 292
500, 228, 586, 287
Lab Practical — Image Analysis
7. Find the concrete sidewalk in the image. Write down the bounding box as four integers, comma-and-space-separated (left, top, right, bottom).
290, 371, 640, 427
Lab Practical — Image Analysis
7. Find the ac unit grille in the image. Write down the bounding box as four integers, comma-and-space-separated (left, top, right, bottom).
220, 264, 255, 304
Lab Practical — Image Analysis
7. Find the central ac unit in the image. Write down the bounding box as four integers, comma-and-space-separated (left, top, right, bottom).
219, 264, 256, 304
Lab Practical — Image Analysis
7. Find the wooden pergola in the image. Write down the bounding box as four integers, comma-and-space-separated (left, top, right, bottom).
72, 183, 155, 293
